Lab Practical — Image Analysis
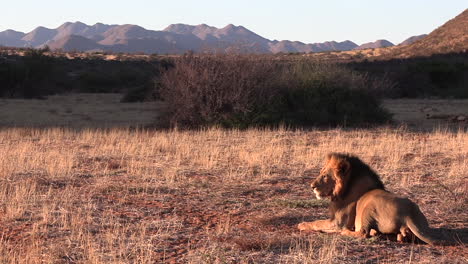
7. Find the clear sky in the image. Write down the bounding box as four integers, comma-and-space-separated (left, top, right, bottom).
1, 1, 466, 45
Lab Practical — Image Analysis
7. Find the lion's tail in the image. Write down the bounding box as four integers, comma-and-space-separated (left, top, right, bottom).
405, 208, 445, 245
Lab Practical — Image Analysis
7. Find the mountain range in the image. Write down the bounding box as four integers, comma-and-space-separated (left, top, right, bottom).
0, 22, 427, 54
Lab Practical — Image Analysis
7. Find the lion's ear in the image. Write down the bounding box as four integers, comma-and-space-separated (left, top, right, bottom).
326, 152, 338, 162
332, 159, 351, 197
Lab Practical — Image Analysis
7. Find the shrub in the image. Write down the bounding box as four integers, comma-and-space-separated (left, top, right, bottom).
121, 81, 160, 102
403, 60, 468, 98
0, 50, 170, 99
159, 55, 391, 128
348, 52, 468, 98
159, 55, 282, 127
268, 62, 392, 126
0, 48, 55, 98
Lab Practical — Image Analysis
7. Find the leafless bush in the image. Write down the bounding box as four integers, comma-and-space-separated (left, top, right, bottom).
160, 55, 283, 127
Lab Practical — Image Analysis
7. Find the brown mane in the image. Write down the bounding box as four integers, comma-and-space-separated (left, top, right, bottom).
327, 153, 385, 218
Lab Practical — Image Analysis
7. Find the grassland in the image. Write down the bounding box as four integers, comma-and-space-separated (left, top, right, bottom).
0, 126, 466, 262
0, 94, 466, 263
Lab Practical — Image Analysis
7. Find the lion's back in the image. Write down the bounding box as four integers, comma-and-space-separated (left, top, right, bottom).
357, 189, 422, 233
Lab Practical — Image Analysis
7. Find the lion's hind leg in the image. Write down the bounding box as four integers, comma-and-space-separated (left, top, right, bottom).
298, 219, 337, 233
397, 227, 416, 243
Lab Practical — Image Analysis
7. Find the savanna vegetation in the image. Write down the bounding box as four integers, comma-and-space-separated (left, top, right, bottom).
0, 47, 467, 263
0, 47, 167, 101
349, 52, 468, 98
1, 47, 467, 127
0, 127, 466, 263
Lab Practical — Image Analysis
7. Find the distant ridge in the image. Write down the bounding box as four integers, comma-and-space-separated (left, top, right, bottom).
354, 39, 394, 50
399, 34, 427, 45
0, 22, 360, 54
1, 9, 467, 56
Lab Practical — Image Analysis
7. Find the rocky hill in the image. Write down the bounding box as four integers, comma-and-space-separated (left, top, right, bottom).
392, 9, 468, 57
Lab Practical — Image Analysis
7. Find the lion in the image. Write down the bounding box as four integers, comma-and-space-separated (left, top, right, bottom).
298, 153, 449, 245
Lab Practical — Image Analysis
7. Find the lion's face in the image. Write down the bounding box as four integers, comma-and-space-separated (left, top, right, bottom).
311, 167, 336, 200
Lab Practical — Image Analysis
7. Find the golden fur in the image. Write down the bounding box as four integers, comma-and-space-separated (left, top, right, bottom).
298, 153, 447, 245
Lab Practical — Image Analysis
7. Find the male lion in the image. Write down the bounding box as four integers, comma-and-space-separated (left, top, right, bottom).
298, 153, 448, 245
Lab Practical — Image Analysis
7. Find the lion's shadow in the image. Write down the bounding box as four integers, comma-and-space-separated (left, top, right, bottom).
437, 227, 468, 244
393, 227, 468, 245
282, 215, 468, 245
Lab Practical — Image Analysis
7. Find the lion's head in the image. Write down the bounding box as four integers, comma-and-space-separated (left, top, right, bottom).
311, 153, 384, 200
311, 153, 351, 200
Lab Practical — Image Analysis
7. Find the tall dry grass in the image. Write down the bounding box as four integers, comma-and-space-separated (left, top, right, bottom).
0, 127, 466, 263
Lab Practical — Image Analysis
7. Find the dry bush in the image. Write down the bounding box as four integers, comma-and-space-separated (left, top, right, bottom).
160, 55, 282, 127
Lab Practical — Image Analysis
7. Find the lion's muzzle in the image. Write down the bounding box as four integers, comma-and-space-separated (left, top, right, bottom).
313, 188, 323, 200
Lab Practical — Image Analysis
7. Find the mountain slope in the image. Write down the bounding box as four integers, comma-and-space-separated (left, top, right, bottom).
394, 9, 468, 57
47, 34, 102, 51
21, 26, 58, 46
99, 24, 157, 45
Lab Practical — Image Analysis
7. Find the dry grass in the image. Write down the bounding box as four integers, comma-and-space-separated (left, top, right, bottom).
0, 126, 466, 263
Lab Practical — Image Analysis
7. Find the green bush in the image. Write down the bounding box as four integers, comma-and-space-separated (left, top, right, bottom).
349, 52, 468, 98
272, 62, 391, 126
0, 49, 169, 99
0, 48, 55, 98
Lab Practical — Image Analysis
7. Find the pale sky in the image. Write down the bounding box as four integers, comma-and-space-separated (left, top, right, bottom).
1, 0, 466, 45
